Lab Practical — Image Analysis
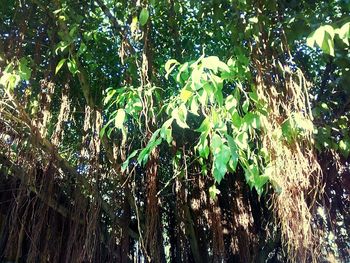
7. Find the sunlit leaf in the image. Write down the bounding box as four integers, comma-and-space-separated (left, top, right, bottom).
336, 22, 350, 45
180, 88, 193, 102
190, 97, 199, 115
225, 95, 237, 112
115, 109, 126, 129
235, 132, 248, 150
242, 98, 249, 113
196, 135, 210, 159
209, 184, 220, 200
307, 25, 335, 56
131, 16, 138, 33
176, 62, 189, 83
202, 56, 230, 72
172, 106, 189, 129
165, 59, 179, 79
104, 89, 117, 105
55, 58, 66, 74
339, 138, 350, 158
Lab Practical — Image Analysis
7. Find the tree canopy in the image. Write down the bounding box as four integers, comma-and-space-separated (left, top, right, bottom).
0, 0, 349, 262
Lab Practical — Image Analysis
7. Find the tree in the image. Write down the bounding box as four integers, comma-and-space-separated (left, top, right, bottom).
0, 0, 349, 262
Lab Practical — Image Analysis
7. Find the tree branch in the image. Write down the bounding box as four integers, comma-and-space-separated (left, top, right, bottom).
95, 0, 124, 38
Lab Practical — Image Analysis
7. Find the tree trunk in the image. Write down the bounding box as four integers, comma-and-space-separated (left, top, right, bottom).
144, 150, 165, 262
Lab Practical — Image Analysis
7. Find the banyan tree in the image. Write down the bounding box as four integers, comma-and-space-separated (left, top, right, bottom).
0, 0, 349, 262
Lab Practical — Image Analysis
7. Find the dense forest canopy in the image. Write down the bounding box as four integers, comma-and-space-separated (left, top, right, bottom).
0, 0, 349, 262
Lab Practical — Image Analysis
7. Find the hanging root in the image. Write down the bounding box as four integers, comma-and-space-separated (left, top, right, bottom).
256, 60, 322, 261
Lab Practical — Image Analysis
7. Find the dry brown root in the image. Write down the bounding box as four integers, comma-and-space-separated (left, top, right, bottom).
255, 59, 322, 262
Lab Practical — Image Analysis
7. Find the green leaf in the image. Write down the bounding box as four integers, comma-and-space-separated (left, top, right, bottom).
139, 8, 149, 26
115, 109, 126, 129
176, 62, 189, 83
232, 110, 241, 129
248, 17, 258, 24
242, 98, 249, 113
2, 73, 20, 91
162, 118, 174, 129
323, 25, 335, 39
211, 110, 219, 127
307, 25, 335, 56
67, 59, 79, 75
69, 25, 77, 37
55, 41, 70, 55
104, 89, 117, 105
225, 95, 237, 112
198, 89, 207, 105
209, 73, 223, 90
191, 66, 203, 86
243, 112, 260, 129
254, 174, 269, 195
248, 91, 258, 103
172, 105, 189, 129
53, 8, 62, 15
213, 144, 231, 183
322, 31, 335, 56
339, 138, 350, 158
226, 134, 239, 172
196, 135, 210, 159
201, 56, 230, 72
190, 97, 199, 115
137, 130, 162, 165
196, 117, 211, 133
210, 134, 223, 154
19, 58, 31, 81
336, 22, 350, 46
148, 129, 161, 145
138, 147, 149, 165
307, 27, 324, 48
121, 150, 139, 172
106, 127, 114, 138
203, 83, 215, 103
235, 132, 249, 150
215, 89, 224, 106
259, 147, 270, 162
77, 42, 87, 56
320, 102, 329, 110
161, 127, 172, 144
3, 63, 14, 74
281, 118, 296, 142
244, 164, 259, 187
99, 117, 116, 138
55, 58, 66, 74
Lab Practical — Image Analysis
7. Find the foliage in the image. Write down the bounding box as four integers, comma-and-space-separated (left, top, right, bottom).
0, 0, 349, 262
